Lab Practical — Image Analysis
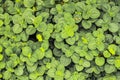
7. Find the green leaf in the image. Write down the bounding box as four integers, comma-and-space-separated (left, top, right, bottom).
0, 45, 3, 52
12, 15, 23, 24
66, 37, 75, 45
37, 66, 46, 76
63, 3, 75, 14
23, 0, 35, 7
0, 62, 5, 69
96, 41, 105, 51
22, 46, 32, 57
88, 41, 96, 50
95, 19, 104, 27
0, 54, 3, 61
107, 57, 115, 64
71, 53, 80, 64
20, 31, 29, 41
37, 22, 47, 32
42, 31, 50, 40
108, 44, 117, 55
103, 50, 111, 58
3, 71, 11, 80
85, 53, 94, 61
82, 20, 92, 29
61, 25, 75, 38
29, 71, 39, 80
12, 24, 23, 34
27, 63, 38, 73
26, 25, 36, 35
60, 55, 71, 66
14, 66, 24, 76
0, 20, 3, 27
82, 60, 90, 67
75, 65, 84, 71
89, 8, 100, 19
85, 67, 93, 73
64, 70, 71, 79
114, 57, 120, 68
47, 68, 56, 78
34, 48, 45, 60
109, 23, 119, 33
104, 64, 116, 73
95, 57, 105, 66
33, 15, 42, 28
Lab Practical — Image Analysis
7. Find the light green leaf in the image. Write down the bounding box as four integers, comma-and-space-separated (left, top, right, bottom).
103, 50, 111, 58
0, 62, 5, 69
0, 54, 3, 61
0, 20, 3, 26
114, 57, 120, 68
60, 55, 71, 66
89, 8, 100, 19
14, 66, 24, 76
33, 15, 42, 28
109, 23, 119, 33
26, 25, 36, 35
27, 63, 38, 73
34, 48, 45, 60
104, 64, 116, 73
95, 57, 105, 66
108, 44, 117, 55
75, 65, 84, 71
3, 71, 11, 80
47, 68, 56, 78
23, 0, 35, 7
82, 20, 92, 29
82, 60, 90, 67
12, 24, 23, 34
22, 46, 32, 57
66, 37, 75, 45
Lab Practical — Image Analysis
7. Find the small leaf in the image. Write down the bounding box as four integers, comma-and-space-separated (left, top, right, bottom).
33, 15, 42, 28
24, 0, 35, 7
114, 57, 120, 68
26, 25, 36, 35
109, 23, 119, 33
82, 20, 92, 29
0, 20, 3, 26
95, 57, 105, 66
60, 55, 71, 66
0, 54, 3, 61
3, 71, 11, 80
82, 60, 90, 67
108, 44, 117, 55
103, 50, 111, 58
22, 46, 32, 57
36, 34, 43, 42
12, 24, 23, 34
104, 64, 116, 73
75, 65, 84, 71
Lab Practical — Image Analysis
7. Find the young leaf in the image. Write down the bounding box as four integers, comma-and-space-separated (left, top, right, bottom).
22, 46, 32, 58
108, 44, 117, 55
26, 25, 36, 35
0, 54, 3, 61
104, 64, 116, 73
0, 20, 3, 26
109, 23, 119, 33
60, 55, 71, 66
95, 57, 105, 66
103, 50, 111, 58
12, 24, 23, 34
23, 0, 35, 7
82, 20, 92, 29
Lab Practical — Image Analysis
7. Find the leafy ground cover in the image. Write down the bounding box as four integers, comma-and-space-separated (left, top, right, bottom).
0, 0, 120, 80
